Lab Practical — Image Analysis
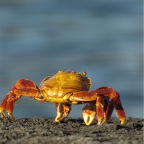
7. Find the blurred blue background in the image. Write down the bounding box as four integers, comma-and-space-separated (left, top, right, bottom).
0, 0, 143, 119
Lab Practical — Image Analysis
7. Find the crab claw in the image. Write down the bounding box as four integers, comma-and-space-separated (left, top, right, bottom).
82, 103, 96, 125
55, 103, 71, 122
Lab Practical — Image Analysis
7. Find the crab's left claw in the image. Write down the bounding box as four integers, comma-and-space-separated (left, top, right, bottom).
55, 103, 71, 122
82, 103, 96, 125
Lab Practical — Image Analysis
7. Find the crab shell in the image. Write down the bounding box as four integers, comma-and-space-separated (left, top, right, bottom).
39, 70, 91, 103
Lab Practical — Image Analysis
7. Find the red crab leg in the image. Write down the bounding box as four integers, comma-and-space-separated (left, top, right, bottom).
95, 87, 126, 124
55, 103, 71, 122
112, 93, 126, 124
101, 100, 114, 124
69, 91, 106, 125
70, 87, 126, 125
70, 91, 97, 125
0, 79, 41, 119
96, 96, 104, 125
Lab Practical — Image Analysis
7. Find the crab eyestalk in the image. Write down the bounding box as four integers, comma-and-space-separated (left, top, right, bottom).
82, 103, 96, 125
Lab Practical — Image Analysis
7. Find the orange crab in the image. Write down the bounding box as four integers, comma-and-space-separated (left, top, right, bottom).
0, 70, 126, 125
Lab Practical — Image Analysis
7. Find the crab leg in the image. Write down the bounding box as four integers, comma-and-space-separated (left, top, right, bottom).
112, 93, 126, 124
70, 87, 126, 125
95, 87, 126, 124
70, 91, 97, 125
70, 91, 105, 125
101, 100, 114, 124
96, 96, 104, 125
0, 79, 41, 119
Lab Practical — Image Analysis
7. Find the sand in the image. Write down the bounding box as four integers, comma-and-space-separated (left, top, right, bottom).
0, 117, 143, 144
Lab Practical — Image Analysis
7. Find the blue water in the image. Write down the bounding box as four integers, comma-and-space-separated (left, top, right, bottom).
0, 0, 143, 119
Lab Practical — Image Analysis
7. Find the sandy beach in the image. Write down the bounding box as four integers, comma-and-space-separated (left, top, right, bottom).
0, 117, 143, 144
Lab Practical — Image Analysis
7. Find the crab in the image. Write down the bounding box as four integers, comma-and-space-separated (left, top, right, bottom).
0, 70, 126, 125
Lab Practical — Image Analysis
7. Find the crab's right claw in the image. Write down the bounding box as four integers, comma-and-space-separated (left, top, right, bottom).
82, 103, 96, 125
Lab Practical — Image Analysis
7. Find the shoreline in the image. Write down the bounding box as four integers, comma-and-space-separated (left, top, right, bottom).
0, 117, 143, 144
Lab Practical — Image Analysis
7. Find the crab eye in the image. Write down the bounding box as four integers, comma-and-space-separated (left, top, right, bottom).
82, 72, 86, 76
58, 70, 63, 73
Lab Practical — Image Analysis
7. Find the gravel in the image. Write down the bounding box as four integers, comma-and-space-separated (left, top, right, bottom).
0, 117, 143, 144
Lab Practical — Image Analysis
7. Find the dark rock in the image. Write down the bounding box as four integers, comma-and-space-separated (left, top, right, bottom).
0, 117, 143, 144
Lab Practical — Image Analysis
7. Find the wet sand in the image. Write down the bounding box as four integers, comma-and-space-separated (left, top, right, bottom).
0, 117, 143, 144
